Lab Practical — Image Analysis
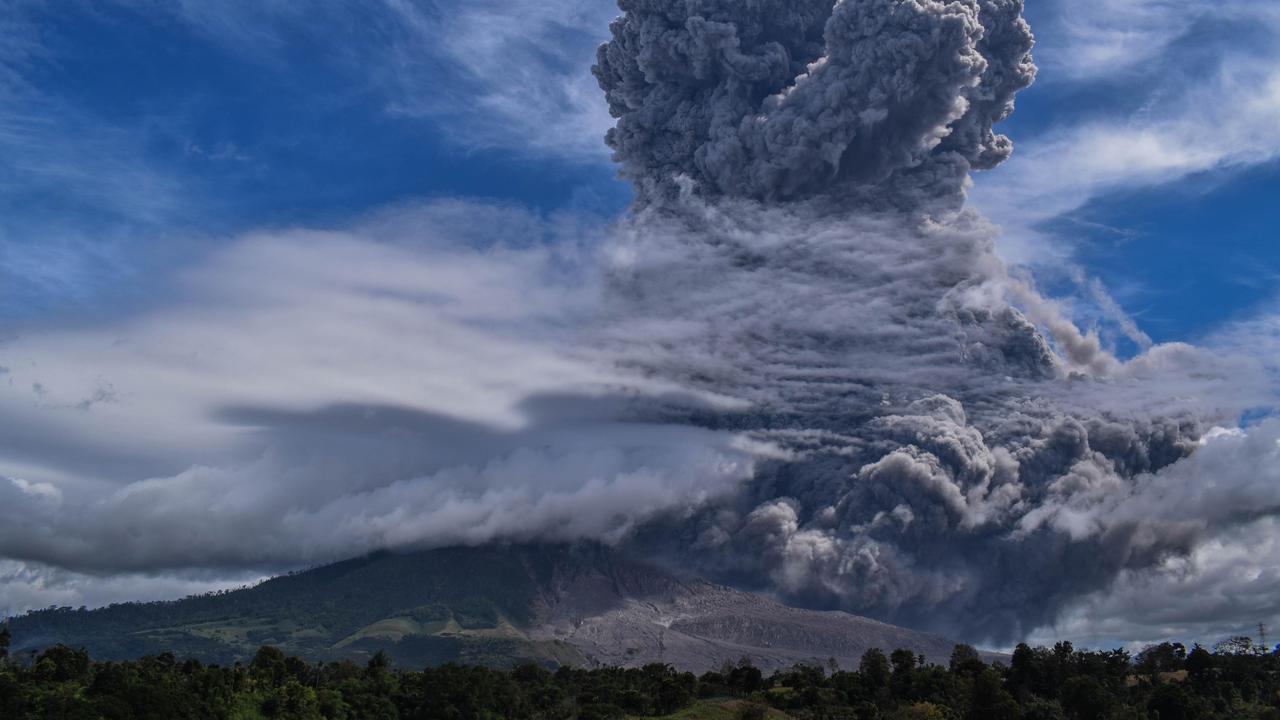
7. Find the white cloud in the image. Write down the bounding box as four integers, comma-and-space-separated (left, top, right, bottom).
1018, 301, 1280, 648
159, 0, 617, 163
974, 0, 1280, 268
1031, 0, 1280, 81
2, 203, 607, 460
1031, 517, 1280, 651
0, 3, 199, 303
975, 60, 1280, 266
0, 200, 763, 578
0, 560, 263, 619
382, 0, 616, 159
8, 477, 61, 503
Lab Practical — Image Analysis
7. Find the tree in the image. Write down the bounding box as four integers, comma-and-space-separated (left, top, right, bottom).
33, 645, 91, 684
966, 668, 1020, 720
1135, 642, 1186, 677
654, 674, 695, 715
1008, 643, 1038, 697
1019, 700, 1067, 720
1185, 644, 1214, 680
892, 701, 947, 719
949, 644, 985, 678
1214, 636, 1255, 656
1147, 683, 1198, 720
890, 649, 917, 675
251, 646, 289, 687
262, 680, 322, 720
0, 624, 9, 662
727, 663, 763, 693
890, 649, 918, 700
1059, 676, 1113, 720
860, 648, 891, 691
365, 650, 390, 676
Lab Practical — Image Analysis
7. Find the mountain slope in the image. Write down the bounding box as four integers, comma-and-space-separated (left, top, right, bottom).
5, 544, 974, 672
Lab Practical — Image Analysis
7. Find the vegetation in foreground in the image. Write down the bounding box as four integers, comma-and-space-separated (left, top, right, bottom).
1, 624, 1278, 719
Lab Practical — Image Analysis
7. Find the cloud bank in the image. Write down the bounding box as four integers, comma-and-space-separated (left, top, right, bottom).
2, 0, 1278, 648
0, 203, 763, 576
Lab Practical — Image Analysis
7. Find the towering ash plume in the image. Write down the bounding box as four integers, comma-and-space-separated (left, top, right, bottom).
595, 0, 1035, 208
593, 0, 1267, 642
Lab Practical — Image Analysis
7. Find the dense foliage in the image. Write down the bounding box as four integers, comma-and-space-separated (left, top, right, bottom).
0, 633, 1277, 719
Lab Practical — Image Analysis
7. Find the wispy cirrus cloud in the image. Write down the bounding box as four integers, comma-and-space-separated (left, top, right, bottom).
0, 0, 623, 322
967, 0, 1280, 355
975, 60, 1280, 263
1030, 0, 1280, 81
0, 3, 206, 315
159, 0, 617, 162
380, 0, 616, 159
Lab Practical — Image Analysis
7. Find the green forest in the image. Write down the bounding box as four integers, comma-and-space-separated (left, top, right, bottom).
2, 625, 1278, 720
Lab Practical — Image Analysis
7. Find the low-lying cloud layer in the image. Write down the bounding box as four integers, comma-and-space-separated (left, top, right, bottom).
2, 0, 1278, 647
0, 204, 764, 580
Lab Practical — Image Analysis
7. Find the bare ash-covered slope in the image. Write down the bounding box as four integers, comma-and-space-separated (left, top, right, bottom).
7, 543, 979, 673
536, 573, 968, 673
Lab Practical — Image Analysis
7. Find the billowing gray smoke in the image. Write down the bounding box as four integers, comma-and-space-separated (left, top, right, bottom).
591, 0, 1270, 643
595, 0, 1035, 209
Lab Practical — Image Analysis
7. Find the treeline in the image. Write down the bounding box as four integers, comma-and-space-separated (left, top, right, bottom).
1, 629, 1278, 719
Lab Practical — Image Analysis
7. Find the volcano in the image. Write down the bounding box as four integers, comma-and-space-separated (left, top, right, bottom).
5, 544, 981, 672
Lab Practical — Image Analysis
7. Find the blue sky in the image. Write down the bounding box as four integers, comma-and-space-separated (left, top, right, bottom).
1, 0, 627, 325
995, 1, 1280, 349
4, 0, 1277, 348
3, 0, 1280, 649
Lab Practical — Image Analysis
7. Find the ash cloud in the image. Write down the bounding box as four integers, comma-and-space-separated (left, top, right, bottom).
590, 0, 1279, 643
595, 0, 1034, 208
599, 196, 1259, 642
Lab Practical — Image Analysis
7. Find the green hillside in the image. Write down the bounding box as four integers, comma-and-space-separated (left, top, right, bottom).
5, 545, 597, 668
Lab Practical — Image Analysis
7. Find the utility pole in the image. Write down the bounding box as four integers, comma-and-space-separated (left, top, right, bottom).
1260, 623, 1269, 653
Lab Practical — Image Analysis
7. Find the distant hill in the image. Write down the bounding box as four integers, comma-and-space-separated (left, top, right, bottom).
5, 543, 977, 672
